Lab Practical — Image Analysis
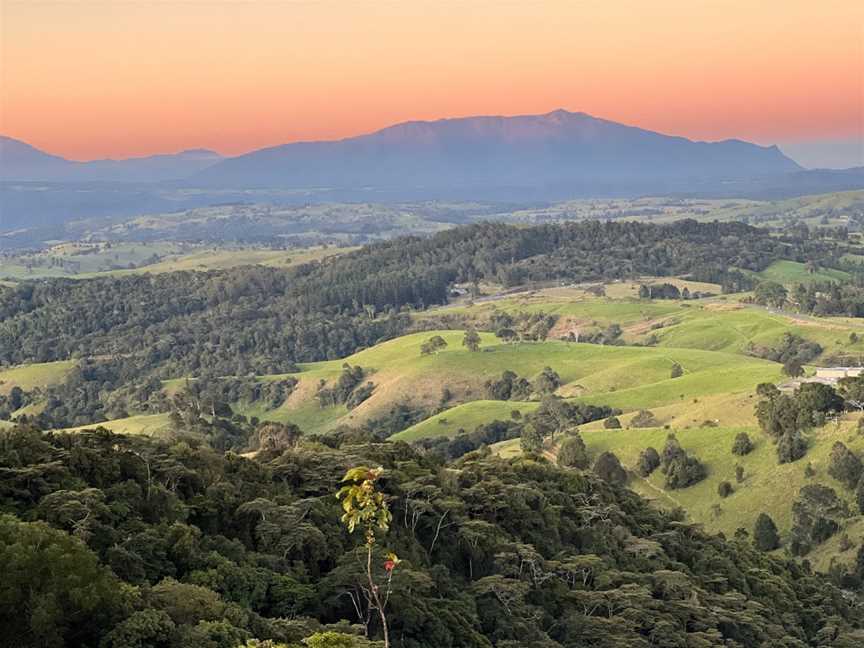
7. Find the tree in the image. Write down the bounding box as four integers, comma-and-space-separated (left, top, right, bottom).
782, 358, 804, 378
603, 416, 622, 430
753, 513, 780, 551
777, 431, 808, 464
336, 467, 399, 648
827, 441, 862, 490
717, 481, 733, 498
495, 328, 517, 344
636, 447, 660, 477
0, 514, 130, 647
670, 363, 683, 379
593, 452, 627, 486
557, 433, 589, 469
462, 327, 481, 352
420, 336, 447, 356
533, 367, 561, 395
520, 424, 543, 455
731, 432, 753, 456
754, 281, 787, 308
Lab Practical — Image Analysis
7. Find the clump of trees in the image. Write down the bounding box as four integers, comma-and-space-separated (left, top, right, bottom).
789, 484, 851, 555
317, 364, 375, 410
557, 433, 590, 469
827, 441, 863, 489
755, 381, 847, 464
485, 370, 532, 401
420, 335, 448, 355
660, 434, 706, 489
593, 451, 627, 485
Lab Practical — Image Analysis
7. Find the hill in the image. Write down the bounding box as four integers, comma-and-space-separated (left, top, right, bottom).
194, 109, 802, 198
0, 135, 222, 182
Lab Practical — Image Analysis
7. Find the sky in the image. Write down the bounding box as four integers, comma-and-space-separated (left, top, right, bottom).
1, 0, 862, 167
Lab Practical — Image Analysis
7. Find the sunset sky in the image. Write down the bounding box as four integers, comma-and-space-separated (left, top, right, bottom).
1, 0, 862, 165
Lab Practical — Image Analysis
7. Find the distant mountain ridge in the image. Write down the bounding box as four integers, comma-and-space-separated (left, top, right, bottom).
0, 136, 223, 182
192, 109, 802, 196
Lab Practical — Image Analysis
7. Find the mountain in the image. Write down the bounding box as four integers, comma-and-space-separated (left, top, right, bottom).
193, 109, 803, 198
0, 136, 223, 182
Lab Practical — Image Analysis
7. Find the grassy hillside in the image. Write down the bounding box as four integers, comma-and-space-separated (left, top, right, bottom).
0, 243, 354, 280
757, 260, 851, 285
60, 412, 174, 437
264, 329, 783, 438
490, 412, 864, 547
0, 360, 75, 395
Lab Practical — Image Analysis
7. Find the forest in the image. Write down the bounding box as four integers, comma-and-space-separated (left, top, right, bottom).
3, 422, 864, 647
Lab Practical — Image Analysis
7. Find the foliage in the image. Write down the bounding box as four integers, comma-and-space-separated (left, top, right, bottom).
556, 433, 589, 469
753, 513, 780, 551
827, 441, 863, 490
732, 432, 754, 456
2, 423, 864, 646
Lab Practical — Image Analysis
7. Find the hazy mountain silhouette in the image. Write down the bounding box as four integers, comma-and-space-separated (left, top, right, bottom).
193, 109, 802, 196
0, 136, 222, 182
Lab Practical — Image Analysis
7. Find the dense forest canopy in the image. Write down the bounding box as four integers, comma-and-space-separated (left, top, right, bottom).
2, 423, 864, 647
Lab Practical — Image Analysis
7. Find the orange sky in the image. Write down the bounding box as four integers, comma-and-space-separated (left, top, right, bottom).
1, 0, 862, 160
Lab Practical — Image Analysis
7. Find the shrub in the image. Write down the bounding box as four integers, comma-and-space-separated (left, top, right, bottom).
670, 362, 684, 379
636, 447, 660, 477
603, 416, 622, 430
731, 432, 753, 456
631, 409, 659, 428
827, 441, 863, 489
717, 481, 733, 498
753, 513, 780, 551
735, 465, 745, 483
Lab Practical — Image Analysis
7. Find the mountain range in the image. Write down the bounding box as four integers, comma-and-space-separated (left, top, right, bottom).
1, 110, 862, 231
0, 136, 223, 183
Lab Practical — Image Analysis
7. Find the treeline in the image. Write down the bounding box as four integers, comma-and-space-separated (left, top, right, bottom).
3, 422, 864, 647
753, 277, 864, 317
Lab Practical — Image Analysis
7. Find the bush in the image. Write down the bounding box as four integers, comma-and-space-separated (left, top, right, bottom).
603, 416, 622, 430
827, 441, 863, 490
717, 481, 733, 498
593, 451, 627, 486
731, 432, 753, 456
753, 513, 780, 551
735, 465, 745, 483
631, 409, 659, 428
557, 434, 590, 469
636, 447, 660, 477
670, 363, 684, 379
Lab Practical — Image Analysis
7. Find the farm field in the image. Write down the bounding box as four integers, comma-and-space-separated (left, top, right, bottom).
0, 242, 354, 280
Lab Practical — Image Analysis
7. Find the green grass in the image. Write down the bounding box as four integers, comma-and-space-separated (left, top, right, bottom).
0, 243, 355, 281
0, 360, 76, 394
61, 413, 173, 437
757, 260, 850, 285
492, 413, 864, 544
391, 338, 781, 442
